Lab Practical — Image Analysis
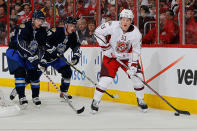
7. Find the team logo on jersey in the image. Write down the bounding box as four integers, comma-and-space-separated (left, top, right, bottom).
116, 41, 129, 53
57, 43, 66, 54
29, 40, 38, 54
20, 24, 25, 28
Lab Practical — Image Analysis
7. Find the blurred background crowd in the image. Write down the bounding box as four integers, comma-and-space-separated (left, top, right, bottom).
0, 0, 197, 45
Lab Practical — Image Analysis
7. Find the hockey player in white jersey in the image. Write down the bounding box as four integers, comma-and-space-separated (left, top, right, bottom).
91, 9, 148, 113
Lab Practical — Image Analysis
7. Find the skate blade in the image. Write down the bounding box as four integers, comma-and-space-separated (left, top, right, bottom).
90, 110, 98, 114
60, 98, 72, 103
139, 108, 148, 113
20, 103, 28, 110
34, 104, 41, 108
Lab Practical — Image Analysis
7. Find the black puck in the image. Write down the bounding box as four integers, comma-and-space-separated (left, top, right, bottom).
174, 112, 180, 116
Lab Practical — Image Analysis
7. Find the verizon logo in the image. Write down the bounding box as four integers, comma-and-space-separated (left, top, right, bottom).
177, 69, 197, 85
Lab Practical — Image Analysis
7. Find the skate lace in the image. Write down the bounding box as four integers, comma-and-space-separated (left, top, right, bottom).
93, 100, 99, 107
33, 97, 40, 102
20, 97, 27, 102
138, 98, 145, 105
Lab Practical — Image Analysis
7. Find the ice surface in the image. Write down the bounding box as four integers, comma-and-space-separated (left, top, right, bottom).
0, 87, 197, 131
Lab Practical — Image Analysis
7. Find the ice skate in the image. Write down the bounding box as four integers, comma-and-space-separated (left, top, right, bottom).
19, 97, 28, 109
91, 99, 99, 114
32, 97, 41, 107
137, 98, 148, 112
10, 80, 30, 101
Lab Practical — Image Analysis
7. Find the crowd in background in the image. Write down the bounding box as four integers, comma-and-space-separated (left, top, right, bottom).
0, 0, 197, 45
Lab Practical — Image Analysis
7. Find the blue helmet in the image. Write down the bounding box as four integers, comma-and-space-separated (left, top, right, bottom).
65, 16, 77, 25
32, 10, 45, 20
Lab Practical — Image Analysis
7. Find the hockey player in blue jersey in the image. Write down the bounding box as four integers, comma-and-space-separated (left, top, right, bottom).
6, 10, 47, 106
38, 16, 81, 99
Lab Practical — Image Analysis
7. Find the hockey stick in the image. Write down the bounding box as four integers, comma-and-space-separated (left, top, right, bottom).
59, 56, 119, 99
116, 58, 190, 115
42, 71, 85, 114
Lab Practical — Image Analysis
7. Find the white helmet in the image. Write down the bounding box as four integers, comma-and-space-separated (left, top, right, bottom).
119, 9, 134, 20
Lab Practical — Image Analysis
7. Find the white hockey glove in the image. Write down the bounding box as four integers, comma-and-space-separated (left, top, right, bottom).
38, 59, 47, 72
71, 55, 80, 65
126, 62, 138, 78
28, 55, 39, 64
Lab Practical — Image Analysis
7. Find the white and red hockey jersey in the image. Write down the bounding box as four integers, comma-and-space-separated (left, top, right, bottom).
94, 21, 142, 63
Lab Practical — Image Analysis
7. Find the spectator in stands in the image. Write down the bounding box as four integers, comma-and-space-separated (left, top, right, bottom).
55, 0, 66, 17
109, 5, 116, 20
171, 0, 179, 16
87, 19, 97, 45
14, 4, 23, 15
10, 8, 18, 20
0, 5, 6, 22
139, 5, 155, 35
101, 0, 109, 15
0, 0, 6, 8
45, 8, 60, 27
76, 18, 89, 45
66, 4, 73, 16
117, 0, 127, 13
86, 0, 97, 16
17, 3, 32, 25
101, 14, 112, 24
108, 0, 115, 5
0, 5, 6, 45
34, 0, 44, 10
185, 7, 194, 24
186, 0, 196, 8
186, 11, 197, 44
41, 1, 59, 16
84, 0, 91, 8
142, 10, 179, 44
66, 0, 72, 6
127, 0, 135, 10
15, 0, 23, 6
76, 0, 89, 18
141, 0, 149, 6
148, 0, 156, 17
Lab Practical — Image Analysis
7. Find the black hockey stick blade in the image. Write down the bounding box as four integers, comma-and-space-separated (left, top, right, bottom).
77, 106, 85, 114
177, 110, 190, 115
62, 95, 85, 114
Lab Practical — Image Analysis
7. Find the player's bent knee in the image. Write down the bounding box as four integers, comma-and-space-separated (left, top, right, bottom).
14, 67, 26, 78
98, 77, 113, 90
58, 65, 72, 79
